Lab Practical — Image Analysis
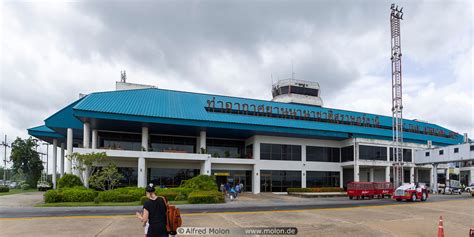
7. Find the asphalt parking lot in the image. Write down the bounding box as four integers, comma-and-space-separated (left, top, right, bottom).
1, 196, 472, 236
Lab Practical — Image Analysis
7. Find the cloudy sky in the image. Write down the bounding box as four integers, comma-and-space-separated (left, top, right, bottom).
0, 0, 473, 163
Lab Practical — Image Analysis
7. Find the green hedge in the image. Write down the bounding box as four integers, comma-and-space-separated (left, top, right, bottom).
61, 188, 96, 202
98, 187, 145, 202
155, 188, 181, 201
187, 190, 225, 204
0, 186, 10, 193
44, 190, 63, 203
44, 188, 96, 203
58, 174, 83, 189
287, 187, 344, 193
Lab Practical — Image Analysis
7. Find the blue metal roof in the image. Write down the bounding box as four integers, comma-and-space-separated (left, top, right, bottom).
72, 88, 464, 145
28, 125, 65, 143
45, 97, 85, 131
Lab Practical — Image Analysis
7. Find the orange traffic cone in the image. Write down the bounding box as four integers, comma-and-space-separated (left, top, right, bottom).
437, 216, 444, 237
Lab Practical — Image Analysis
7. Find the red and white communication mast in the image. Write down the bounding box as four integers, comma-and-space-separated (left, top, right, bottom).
390, 4, 404, 187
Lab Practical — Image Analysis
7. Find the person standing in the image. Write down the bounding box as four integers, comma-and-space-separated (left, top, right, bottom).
136, 184, 169, 237
235, 183, 241, 197
239, 183, 244, 192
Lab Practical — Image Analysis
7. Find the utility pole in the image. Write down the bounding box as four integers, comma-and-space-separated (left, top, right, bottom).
1, 135, 10, 183
390, 3, 404, 187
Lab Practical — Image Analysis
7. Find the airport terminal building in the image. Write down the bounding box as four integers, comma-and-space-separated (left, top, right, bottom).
28, 80, 471, 193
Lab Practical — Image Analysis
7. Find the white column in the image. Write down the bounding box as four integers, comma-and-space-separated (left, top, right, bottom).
469, 169, 473, 185
252, 164, 260, 194
301, 170, 306, 188
445, 168, 450, 186
353, 140, 359, 182
92, 129, 98, 149
385, 166, 390, 182
138, 157, 146, 188
199, 130, 206, 153
429, 166, 434, 190
340, 167, 344, 188
66, 128, 73, 174
200, 157, 211, 175
142, 127, 149, 151
83, 122, 90, 148
52, 139, 58, 189
301, 145, 306, 188
60, 143, 65, 177
410, 166, 415, 183
432, 164, 438, 193
369, 168, 374, 182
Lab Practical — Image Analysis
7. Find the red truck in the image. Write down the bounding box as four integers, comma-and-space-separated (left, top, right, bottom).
347, 182, 394, 200
392, 183, 428, 202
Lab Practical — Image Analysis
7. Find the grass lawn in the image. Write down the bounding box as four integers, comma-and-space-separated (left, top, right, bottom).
35, 200, 188, 207
0, 188, 39, 196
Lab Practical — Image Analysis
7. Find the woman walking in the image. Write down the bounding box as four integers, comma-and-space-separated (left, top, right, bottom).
136, 184, 169, 237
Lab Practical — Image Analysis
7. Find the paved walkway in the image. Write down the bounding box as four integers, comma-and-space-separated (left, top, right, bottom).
0, 191, 44, 207
1, 198, 472, 236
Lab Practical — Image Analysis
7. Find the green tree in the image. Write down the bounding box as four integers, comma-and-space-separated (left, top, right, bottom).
89, 163, 123, 191
69, 152, 107, 188
10, 137, 43, 187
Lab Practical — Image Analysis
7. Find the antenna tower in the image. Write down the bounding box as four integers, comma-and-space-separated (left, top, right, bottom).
390, 4, 404, 187
121, 70, 127, 83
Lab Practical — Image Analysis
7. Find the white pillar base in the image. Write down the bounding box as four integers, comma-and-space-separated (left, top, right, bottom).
385, 166, 390, 183
52, 139, 58, 189
66, 128, 73, 174
252, 165, 260, 194
60, 143, 65, 178
138, 157, 146, 188
200, 157, 211, 175
410, 167, 415, 183
369, 168, 374, 182
432, 164, 438, 193
199, 130, 206, 153
301, 170, 306, 188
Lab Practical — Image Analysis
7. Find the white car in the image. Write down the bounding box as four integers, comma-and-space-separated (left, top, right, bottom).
465, 183, 474, 192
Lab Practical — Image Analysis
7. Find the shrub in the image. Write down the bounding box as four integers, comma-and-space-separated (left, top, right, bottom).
58, 174, 83, 189
0, 185, 10, 193
180, 175, 217, 191
174, 192, 187, 201
286, 187, 344, 193
116, 194, 135, 202
115, 187, 145, 200
98, 187, 145, 202
98, 190, 120, 202
155, 189, 178, 201
140, 196, 148, 205
171, 188, 193, 198
94, 196, 100, 204
61, 188, 96, 202
21, 183, 31, 190
44, 190, 63, 203
187, 191, 225, 204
